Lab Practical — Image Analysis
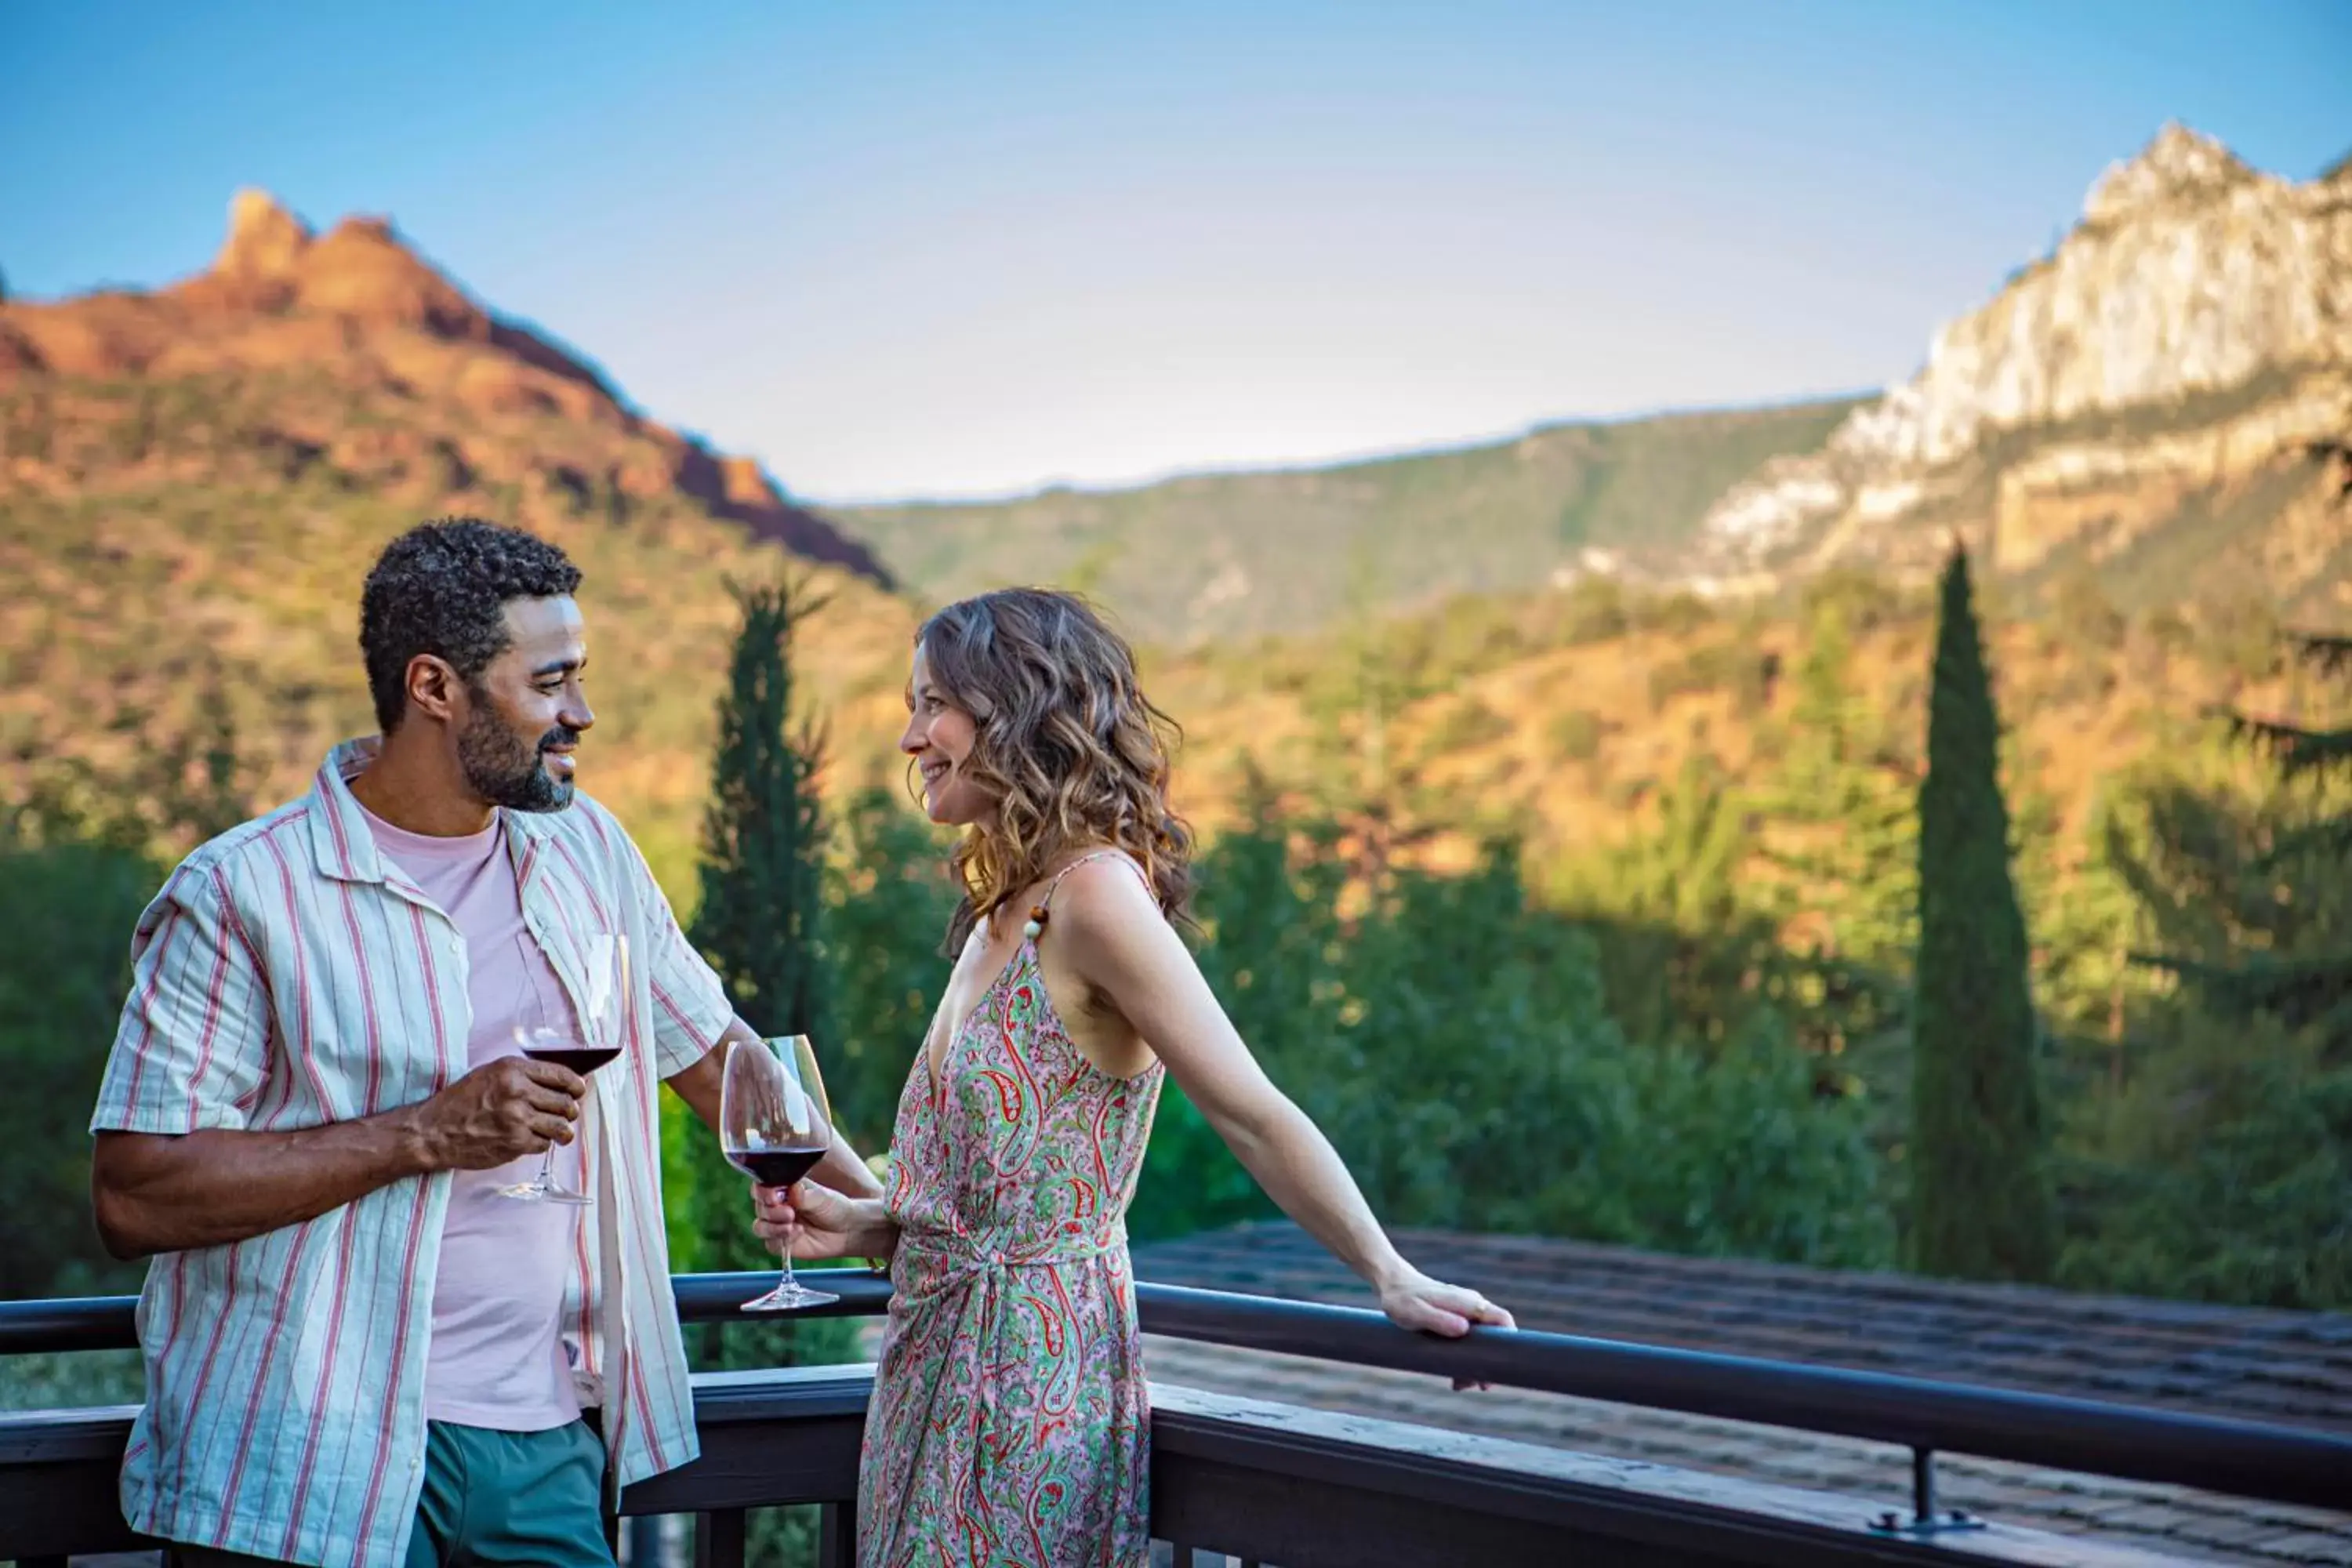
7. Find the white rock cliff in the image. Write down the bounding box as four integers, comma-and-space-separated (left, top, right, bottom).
1697, 125, 2352, 593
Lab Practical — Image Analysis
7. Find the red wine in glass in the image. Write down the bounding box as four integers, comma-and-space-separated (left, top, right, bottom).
524, 1045, 622, 1077
499, 933, 629, 1207
725, 1145, 828, 1189
721, 1033, 839, 1311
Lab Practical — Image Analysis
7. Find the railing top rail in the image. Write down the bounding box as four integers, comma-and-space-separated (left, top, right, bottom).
5, 1272, 2345, 1510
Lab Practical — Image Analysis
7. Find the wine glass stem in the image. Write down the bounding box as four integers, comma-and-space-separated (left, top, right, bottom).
535, 1142, 557, 1191
782, 1185, 800, 1291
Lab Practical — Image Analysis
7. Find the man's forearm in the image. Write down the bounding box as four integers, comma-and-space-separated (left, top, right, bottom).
93, 1114, 432, 1258
817, 1124, 885, 1201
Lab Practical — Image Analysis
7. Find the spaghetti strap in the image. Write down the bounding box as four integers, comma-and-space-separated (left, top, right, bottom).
1022, 849, 1148, 938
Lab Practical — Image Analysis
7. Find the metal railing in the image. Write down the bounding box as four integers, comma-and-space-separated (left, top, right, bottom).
2, 1269, 2347, 1565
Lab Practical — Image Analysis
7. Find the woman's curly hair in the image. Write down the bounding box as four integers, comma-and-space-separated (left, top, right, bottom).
914, 588, 1194, 949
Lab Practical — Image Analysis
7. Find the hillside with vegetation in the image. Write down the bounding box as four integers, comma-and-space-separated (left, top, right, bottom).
835, 397, 1860, 645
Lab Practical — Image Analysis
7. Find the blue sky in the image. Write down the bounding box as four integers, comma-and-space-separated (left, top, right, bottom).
3, 2, 2345, 502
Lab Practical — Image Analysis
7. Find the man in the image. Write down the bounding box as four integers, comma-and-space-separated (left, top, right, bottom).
89, 518, 878, 1567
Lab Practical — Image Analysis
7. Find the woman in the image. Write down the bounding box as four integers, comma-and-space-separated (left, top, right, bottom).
755, 588, 1512, 1567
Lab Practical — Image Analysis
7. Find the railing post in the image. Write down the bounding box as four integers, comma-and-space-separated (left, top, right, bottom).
694, 1508, 746, 1568
818, 1499, 855, 1568
623, 1512, 666, 1565
1867, 1446, 1984, 1537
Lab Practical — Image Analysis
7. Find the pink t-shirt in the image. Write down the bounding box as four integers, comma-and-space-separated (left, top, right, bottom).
365, 808, 582, 1432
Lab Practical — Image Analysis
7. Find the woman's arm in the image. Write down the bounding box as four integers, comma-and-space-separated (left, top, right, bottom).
1053, 861, 1513, 1339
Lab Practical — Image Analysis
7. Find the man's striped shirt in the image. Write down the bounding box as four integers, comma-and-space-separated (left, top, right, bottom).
90, 739, 730, 1567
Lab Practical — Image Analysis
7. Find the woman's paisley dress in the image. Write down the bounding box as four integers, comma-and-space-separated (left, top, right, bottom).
858, 853, 1163, 1566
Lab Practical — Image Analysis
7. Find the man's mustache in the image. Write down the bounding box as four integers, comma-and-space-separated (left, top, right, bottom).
539, 728, 581, 753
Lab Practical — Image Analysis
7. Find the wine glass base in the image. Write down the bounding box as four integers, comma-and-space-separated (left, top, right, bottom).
740, 1281, 839, 1312
497, 1183, 593, 1206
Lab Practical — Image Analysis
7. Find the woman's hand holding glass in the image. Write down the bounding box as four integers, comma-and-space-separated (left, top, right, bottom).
751, 1180, 890, 1264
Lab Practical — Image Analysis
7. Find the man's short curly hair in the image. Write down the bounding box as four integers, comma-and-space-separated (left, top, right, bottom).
360, 518, 583, 733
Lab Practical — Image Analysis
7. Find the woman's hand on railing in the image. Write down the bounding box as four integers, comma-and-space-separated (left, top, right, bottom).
1374, 1265, 1514, 1389
751, 1180, 895, 1263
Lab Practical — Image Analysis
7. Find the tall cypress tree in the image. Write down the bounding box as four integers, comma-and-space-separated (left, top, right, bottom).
691, 580, 832, 1047
1910, 543, 2057, 1281
682, 579, 853, 1564
688, 577, 836, 1292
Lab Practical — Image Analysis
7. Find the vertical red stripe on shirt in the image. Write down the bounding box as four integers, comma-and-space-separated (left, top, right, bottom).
258, 828, 335, 1115
113, 878, 189, 1120
177, 878, 241, 1132
218, 1225, 319, 1541
629, 1335, 670, 1473
177, 822, 318, 1515
163, 1240, 245, 1512
572, 1214, 597, 1381
347, 900, 448, 1555
339, 867, 389, 1112
548, 838, 615, 929
231, 832, 329, 1542
267, 875, 394, 1554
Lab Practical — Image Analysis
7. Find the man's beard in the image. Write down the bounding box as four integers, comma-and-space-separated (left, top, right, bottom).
458, 708, 578, 813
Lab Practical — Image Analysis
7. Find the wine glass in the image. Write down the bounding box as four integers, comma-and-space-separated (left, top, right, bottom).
499, 933, 628, 1205
721, 1033, 839, 1311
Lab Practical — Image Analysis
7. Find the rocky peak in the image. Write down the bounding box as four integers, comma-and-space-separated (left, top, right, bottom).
295, 214, 486, 338
1693, 125, 2350, 588
2082, 122, 2256, 223
212, 188, 313, 281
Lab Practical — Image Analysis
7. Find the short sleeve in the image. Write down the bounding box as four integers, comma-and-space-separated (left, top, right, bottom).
90, 863, 270, 1135
616, 833, 733, 1080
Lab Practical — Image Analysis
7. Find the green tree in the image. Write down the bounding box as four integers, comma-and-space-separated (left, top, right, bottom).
1548, 757, 1783, 1056
1134, 776, 1340, 1241
2171, 634, 2352, 1032
1751, 598, 1915, 1064
11, 672, 253, 859
822, 786, 957, 1152
2059, 633, 2352, 1308
1149, 781, 1895, 1267
691, 581, 833, 1050
0, 825, 159, 1300
1909, 544, 2056, 1282
0, 684, 252, 1314
680, 580, 855, 1565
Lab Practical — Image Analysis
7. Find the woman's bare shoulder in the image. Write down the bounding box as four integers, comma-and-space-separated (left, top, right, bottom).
1042, 851, 1168, 949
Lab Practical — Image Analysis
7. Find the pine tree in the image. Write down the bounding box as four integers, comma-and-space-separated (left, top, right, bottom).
2165, 634, 2352, 1036
1909, 543, 2057, 1281
1555, 756, 1781, 1055
681, 580, 854, 1561
2069, 682, 2352, 1307
1752, 598, 1916, 1058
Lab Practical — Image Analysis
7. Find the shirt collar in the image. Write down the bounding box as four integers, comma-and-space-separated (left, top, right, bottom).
308, 735, 557, 886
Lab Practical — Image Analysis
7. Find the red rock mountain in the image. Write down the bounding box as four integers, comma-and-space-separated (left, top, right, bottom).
0, 189, 888, 583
